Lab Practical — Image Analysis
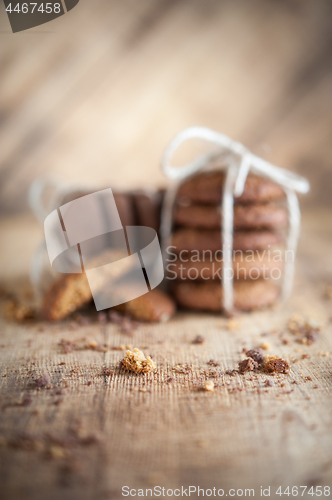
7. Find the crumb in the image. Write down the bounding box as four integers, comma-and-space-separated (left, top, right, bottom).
238, 358, 258, 373
226, 319, 238, 331
35, 374, 51, 388
302, 354, 310, 359
48, 445, 67, 460
58, 362, 66, 366
246, 349, 264, 364
87, 381, 92, 386
167, 377, 175, 383
204, 380, 214, 392
265, 356, 290, 374
192, 335, 205, 345
121, 348, 156, 374
102, 368, 114, 376
208, 359, 220, 367
260, 342, 271, 350
59, 339, 75, 354
2, 299, 35, 322
265, 380, 273, 387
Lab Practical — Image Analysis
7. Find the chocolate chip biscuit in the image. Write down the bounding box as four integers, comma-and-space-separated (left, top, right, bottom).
174, 203, 287, 230
167, 252, 283, 281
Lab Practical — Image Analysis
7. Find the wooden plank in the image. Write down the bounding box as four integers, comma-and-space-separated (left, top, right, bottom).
0, 210, 331, 499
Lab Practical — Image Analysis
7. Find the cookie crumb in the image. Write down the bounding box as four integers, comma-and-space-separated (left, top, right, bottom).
121, 348, 156, 374
35, 373, 50, 388
260, 342, 271, 350
192, 335, 205, 345
238, 358, 258, 373
102, 368, 114, 376
204, 380, 214, 392
265, 356, 290, 374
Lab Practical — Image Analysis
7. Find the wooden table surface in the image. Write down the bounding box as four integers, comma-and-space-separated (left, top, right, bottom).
0, 209, 331, 500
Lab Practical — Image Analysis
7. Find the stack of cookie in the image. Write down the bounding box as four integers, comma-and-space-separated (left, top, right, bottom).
169, 171, 287, 312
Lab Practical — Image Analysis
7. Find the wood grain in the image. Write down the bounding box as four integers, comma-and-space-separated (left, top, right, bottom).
0, 0, 332, 213
0, 210, 331, 499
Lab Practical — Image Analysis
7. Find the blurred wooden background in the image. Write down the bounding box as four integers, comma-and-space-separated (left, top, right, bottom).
0, 0, 332, 214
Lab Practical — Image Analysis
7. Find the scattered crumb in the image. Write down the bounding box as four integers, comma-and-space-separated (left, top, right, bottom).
246, 349, 264, 364
238, 358, 258, 373
260, 342, 271, 350
265, 380, 273, 387
102, 368, 115, 376
2, 299, 35, 322
34, 373, 51, 388
265, 356, 290, 374
207, 359, 220, 367
226, 319, 238, 331
192, 335, 205, 345
121, 348, 156, 374
287, 315, 320, 345
204, 380, 214, 392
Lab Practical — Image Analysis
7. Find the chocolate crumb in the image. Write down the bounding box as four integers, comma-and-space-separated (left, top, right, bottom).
35, 373, 51, 388
265, 380, 273, 387
102, 368, 114, 376
265, 357, 290, 374
238, 358, 258, 373
192, 335, 205, 345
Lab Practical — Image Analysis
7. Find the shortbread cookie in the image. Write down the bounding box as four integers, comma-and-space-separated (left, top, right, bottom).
177, 172, 285, 205
174, 203, 287, 230
167, 253, 283, 280
172, 280, 279, 312
171, 228, 283, 252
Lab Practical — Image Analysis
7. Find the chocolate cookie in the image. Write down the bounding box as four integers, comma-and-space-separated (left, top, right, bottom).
171, 228, 283, 253
177, 172, 285, 205
59, 189, 135, 227
174, 203, 287, 230
167, 253, 283, 281
172, 280, 279, 312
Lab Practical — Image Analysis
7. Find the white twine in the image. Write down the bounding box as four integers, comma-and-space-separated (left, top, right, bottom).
161, 126, 310, 312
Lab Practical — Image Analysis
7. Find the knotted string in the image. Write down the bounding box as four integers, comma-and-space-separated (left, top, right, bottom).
161, 126, 310, 312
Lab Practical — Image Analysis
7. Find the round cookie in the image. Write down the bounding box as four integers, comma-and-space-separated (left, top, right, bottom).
167, 253, 283, 281
171, 228, 283, 253
176, 172, 285, 205
174, 203, 287, 230
172, 280, 280, 312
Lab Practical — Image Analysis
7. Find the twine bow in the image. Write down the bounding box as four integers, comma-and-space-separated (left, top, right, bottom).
161, 126, 310, 312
